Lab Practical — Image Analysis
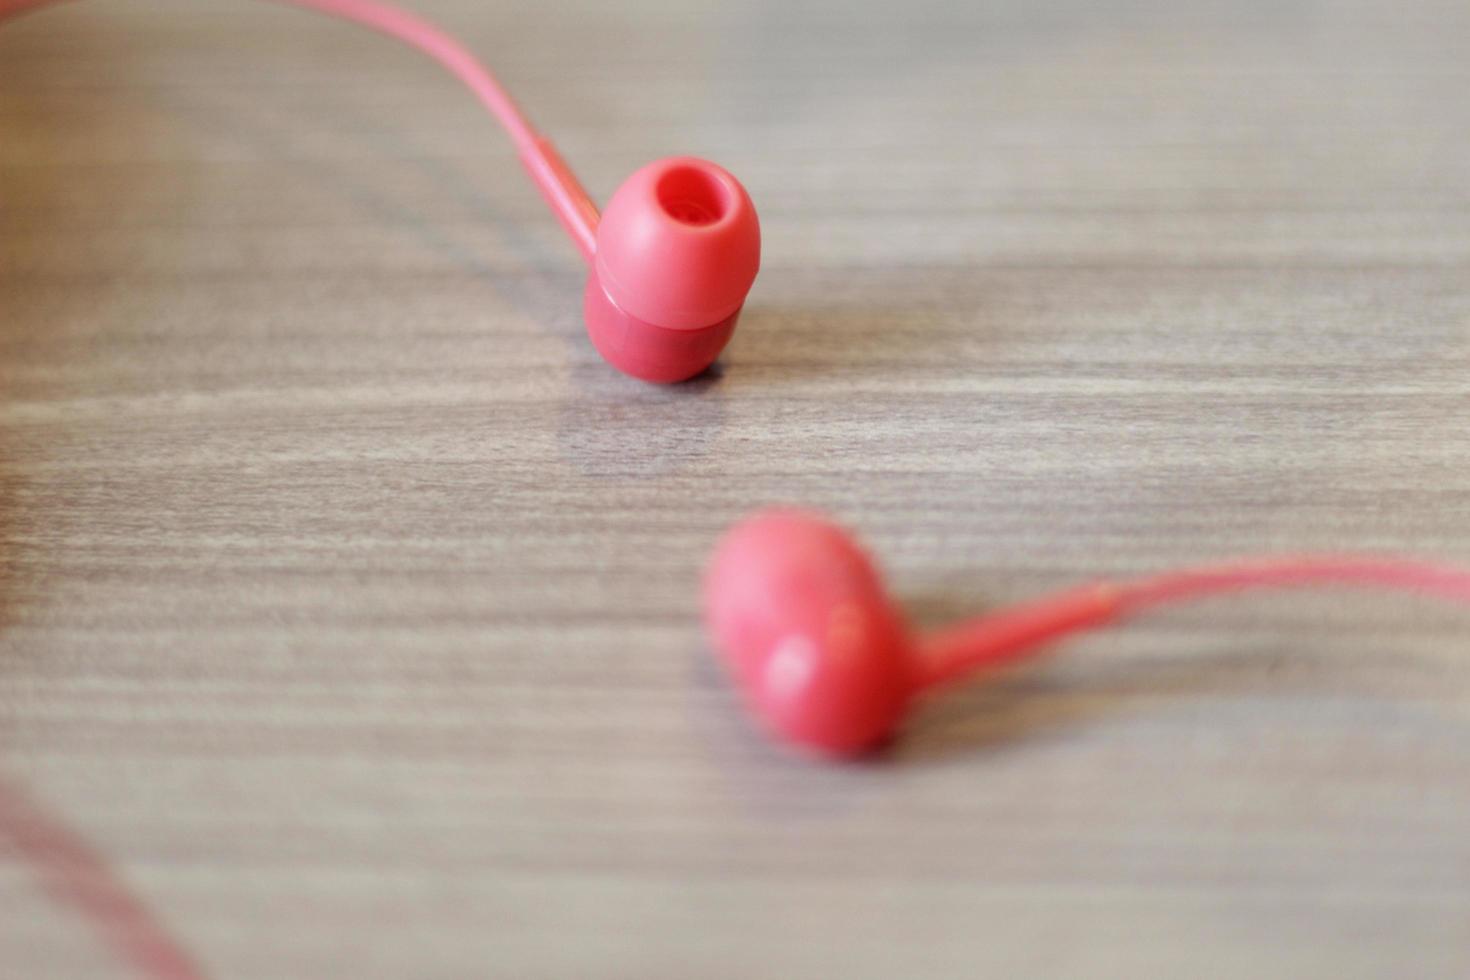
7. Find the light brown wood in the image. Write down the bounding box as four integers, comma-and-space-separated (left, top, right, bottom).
3, 1, 1469, 977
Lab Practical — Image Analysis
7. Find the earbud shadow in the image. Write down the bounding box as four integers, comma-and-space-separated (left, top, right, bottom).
718, 263, 1009, 392
685, 640, 914, 822
555, 357, 731, 477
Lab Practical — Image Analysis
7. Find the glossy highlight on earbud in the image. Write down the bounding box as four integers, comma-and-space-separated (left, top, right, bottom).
705, 510, 1470, 758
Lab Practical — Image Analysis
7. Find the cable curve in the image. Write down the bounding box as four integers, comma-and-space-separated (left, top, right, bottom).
0, 779, 205, 979
0, 3, 603, 977
917, 554, 1470, 693
0, 0, 601, 257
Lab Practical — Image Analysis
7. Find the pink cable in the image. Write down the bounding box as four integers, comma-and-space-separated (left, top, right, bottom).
0, 778, 205, 980
917, 555, 1470, 693
1116, 555, 1470, 612
0, 0, 601, 258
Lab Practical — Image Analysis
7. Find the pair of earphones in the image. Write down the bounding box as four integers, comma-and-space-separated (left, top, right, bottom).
8, 0, 1470, 770
5, 6, 1470, 976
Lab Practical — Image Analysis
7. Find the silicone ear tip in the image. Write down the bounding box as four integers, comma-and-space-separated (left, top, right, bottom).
704, 510, 914, 756
593, 157, 760, 331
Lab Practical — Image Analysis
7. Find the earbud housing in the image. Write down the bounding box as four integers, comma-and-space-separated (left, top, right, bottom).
704, 510, 914, 755
586, 157, 760, 382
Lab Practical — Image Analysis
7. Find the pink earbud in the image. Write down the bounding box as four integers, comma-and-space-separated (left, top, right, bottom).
584, 157, 760, 382
703, 510, 915, 755
706, 510, 1470, 757
0, 0, 760, 384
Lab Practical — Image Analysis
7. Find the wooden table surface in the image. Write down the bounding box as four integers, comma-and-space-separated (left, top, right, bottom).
3, 1, 1469, 977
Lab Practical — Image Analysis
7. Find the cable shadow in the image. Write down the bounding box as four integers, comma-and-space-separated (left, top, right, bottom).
890, 636, 1470, 765
678, 636, 1362, 821
893, 645, 1298, 763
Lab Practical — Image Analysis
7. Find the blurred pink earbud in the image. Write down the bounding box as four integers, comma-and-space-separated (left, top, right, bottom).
705, 510, 1470, 757
704, 510, 916, 755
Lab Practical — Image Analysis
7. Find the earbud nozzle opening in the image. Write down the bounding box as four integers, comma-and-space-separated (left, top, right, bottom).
655, 164, 732, 227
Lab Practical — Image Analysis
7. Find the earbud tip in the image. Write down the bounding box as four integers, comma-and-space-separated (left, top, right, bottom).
594, 157, 760, 331
704, 510, 914, 756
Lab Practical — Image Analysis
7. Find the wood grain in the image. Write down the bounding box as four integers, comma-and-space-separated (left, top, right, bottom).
2, 0, 1469, 977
